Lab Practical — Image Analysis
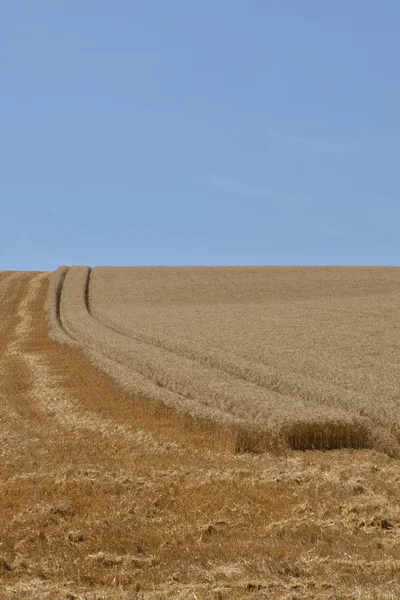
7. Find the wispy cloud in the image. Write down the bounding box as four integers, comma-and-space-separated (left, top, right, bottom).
211, 177, 310, 208
275, 133, 349, 154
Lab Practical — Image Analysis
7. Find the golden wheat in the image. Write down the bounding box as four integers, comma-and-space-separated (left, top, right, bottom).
46, 265, 400, 454
3, 269, 400, 599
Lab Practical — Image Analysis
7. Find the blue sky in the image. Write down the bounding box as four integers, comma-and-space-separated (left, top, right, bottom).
1, 0, 400, 270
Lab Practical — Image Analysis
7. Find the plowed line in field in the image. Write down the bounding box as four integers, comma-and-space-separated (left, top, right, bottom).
0, 272, 32, 353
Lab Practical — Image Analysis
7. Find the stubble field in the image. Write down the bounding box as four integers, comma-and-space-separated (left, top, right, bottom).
1, 266, 400, 599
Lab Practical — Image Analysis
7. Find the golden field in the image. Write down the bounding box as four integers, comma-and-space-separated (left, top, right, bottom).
1, 267, 400, 599
56, 265, 400, 454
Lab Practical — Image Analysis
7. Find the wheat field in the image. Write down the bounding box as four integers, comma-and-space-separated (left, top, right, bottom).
52, 265, 400, 455
1, 267, 400, 599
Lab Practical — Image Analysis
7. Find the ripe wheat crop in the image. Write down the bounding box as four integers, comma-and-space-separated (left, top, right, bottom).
3, 267, 400, 599
47, 265, 400, 455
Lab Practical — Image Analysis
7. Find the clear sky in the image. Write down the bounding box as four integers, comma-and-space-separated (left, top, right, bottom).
1, 1, 400, 270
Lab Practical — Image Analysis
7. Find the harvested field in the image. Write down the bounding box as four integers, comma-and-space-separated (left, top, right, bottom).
1, 267, 400, 599
52, 265, 400, 455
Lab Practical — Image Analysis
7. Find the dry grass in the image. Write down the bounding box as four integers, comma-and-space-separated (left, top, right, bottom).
52, 265, 400, 455
2, 268, 400, 599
